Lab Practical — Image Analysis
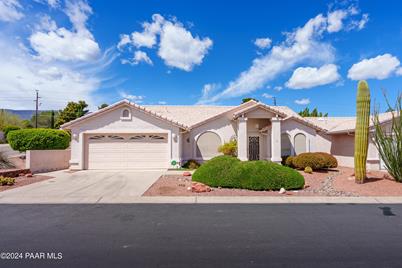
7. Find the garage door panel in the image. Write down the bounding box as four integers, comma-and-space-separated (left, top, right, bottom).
86, 133, 169, 170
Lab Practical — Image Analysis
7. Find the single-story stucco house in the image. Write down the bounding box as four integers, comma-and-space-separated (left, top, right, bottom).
61, 99, 394, 171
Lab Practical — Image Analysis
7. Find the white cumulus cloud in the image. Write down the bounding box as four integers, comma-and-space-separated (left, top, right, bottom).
0, 0, 23, 22
254, 38, 272, 49
396, 67, 402, 76
0, 37, 111, 110
198, 5, 368, 104
262, 93, 273, 99
295, 98, 311, 105
29, 0, 100, 62
118, 14, 213, 71
347, 54, 401, 80
286, 64, 340, 89
119, 91, 144, 103
121, 50, 153, 66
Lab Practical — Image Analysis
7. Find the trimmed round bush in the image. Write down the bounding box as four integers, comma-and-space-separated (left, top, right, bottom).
292, 152, 326, 170
284, 156, 295, 168
316, 152, 338, 168
182, 159, 201, 170
192, 155, 304, 191
7, 128, 70, 152
2, 125, 20, 141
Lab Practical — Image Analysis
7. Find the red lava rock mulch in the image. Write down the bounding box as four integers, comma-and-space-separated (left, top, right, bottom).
143, 171, 328, 196
143, 167, 402, 197
332, 167, 402, 196
0, 174, 54, 192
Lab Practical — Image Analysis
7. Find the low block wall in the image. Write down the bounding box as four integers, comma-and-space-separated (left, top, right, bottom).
26, 149, 71, 173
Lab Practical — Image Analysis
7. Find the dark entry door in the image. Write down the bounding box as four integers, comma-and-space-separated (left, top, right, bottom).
248, 136, 260, 160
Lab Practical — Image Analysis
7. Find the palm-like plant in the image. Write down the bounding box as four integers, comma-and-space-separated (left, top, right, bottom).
372, 94, 402, 182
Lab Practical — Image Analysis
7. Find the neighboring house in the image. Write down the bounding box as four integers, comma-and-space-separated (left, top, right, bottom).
61, 99, 394, 170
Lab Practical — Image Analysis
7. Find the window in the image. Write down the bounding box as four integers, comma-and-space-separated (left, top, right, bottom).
294, 133, 307, 155
108, 135, 124, 140
281, 133, 292, 156
121, 109, 130, 119
89, 135, 105, 140
196, 132, 221, 158
129, 135, 146, 140
149, 135, 165, 140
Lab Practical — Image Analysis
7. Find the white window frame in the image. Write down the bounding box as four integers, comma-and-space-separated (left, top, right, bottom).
120, 108, 131, 120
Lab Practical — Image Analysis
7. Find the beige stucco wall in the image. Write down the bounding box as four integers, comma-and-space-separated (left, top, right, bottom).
330, 133, 381, 170
69, 105, 181, 170
26, 149, 71, 173
184, 113, 236, 161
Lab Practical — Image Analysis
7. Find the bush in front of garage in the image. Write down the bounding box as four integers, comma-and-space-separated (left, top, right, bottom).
192, 155, 304, 190
7, 129, 70, 152
182, 159, 201, 170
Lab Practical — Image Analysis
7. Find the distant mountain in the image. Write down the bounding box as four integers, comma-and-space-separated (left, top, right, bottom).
3, 110, 38, 120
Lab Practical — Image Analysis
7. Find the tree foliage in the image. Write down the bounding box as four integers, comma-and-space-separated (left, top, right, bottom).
298, 107, 328, 117
98, 103, 108, 110
0, 110, 23, 130
241, 98, 259, 103
30, 110, 59, 129
372, 93, 402, 182
55, 101, 89, 128
218, 140, 237, 156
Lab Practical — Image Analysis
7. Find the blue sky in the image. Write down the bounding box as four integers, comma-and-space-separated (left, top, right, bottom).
0, 0, 400, 116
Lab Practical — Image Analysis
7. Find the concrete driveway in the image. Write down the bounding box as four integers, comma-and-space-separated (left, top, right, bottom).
0, 170, 164, 203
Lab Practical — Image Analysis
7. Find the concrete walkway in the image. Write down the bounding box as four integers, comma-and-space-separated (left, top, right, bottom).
0, 169, 164, 203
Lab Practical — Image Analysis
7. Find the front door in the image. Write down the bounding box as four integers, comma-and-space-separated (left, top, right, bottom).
248, 136, 260, 160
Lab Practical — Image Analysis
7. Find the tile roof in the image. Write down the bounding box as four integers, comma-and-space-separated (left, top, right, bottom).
306, 111, 397, 134
144, 105, 236, 127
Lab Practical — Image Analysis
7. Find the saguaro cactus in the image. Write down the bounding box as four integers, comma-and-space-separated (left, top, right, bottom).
354, 80, 371, 183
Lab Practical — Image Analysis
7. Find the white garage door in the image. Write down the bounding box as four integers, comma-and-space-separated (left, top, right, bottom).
86, 133, 169, 169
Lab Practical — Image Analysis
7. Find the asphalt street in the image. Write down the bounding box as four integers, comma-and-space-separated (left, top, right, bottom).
0, 204, 402, 267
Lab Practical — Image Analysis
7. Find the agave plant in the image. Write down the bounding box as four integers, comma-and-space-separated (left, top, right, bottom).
0, 152, 15, 169
372, 93, 402, 182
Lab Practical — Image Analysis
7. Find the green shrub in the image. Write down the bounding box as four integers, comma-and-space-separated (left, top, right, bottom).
292, 152, 326, 170
218, 140, 237, 156
2, 125, 20, 141
0, 177, 15, 186
316, 152, 338, 168
192, 155, 304, 190
304, 166, 313, 174
182, 159, 201, 170
291, 152, 338, 170
7, 128, 70, 152
284, 156, 295, 167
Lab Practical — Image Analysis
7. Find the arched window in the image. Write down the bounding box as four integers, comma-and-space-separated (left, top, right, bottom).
121, 109, 130, 119
281, 133, 292, 156
294, 133, 307, 155
196, 132, 221, 158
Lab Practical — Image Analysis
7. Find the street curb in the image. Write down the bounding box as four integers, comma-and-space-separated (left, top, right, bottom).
1, 196, 402, 204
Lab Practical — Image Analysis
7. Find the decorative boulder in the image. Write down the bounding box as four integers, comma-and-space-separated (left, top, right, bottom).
191, 182, 211, 193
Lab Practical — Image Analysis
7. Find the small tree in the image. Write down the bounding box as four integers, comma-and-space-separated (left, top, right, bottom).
98, 103, 108, 110
30, 111, 59, 129
242, 98, 258, 103
55, 101, 89, 128
298, 107, 328, 117
218, 139, 237, 157
0, 109, 23, 130
372, 94, 402, 182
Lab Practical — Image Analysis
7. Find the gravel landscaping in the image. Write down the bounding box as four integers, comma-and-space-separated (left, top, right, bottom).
0, 174, 53, 192
143, 167, 402, 197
